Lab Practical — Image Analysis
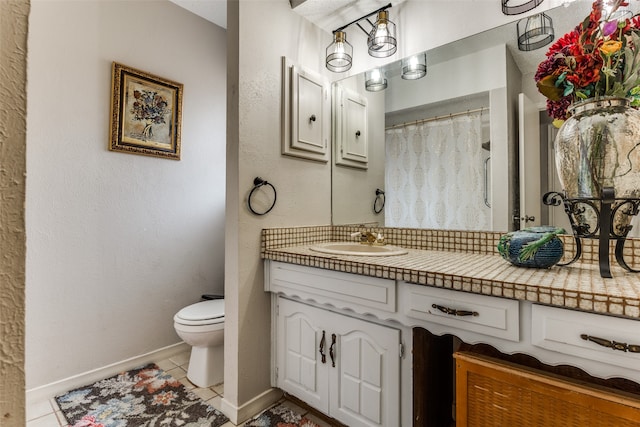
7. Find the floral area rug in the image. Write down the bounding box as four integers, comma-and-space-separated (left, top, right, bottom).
55, 363, 229, 427
244, 403, 322, 427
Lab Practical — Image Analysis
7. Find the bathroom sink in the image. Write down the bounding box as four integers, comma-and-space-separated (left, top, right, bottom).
309, 242, 408, 257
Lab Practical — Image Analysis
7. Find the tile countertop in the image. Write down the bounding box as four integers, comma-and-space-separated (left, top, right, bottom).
262, 243, 640, 320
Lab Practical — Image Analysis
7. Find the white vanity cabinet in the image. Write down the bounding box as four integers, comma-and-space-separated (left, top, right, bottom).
276, 297, 401, 427
264, 259, 640, 426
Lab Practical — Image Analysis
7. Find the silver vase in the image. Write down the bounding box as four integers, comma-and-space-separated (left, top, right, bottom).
555, 97, 640, 236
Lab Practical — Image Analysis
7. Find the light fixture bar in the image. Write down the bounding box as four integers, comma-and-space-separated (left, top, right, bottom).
332, 2, 393, 34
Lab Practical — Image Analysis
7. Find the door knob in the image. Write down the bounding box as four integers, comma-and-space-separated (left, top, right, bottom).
521, 215, 535, 222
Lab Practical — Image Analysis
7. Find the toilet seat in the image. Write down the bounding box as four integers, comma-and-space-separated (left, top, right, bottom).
174, 299, 225, 326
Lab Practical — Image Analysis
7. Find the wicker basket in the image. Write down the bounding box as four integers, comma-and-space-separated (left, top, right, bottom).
455, 352, 640, 426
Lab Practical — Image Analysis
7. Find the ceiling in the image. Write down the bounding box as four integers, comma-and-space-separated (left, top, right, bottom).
169, 0, 227, 28
289, 0, 408, 33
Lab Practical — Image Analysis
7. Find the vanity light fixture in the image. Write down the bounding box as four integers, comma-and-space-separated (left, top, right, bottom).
517, 12, 554, 51
365, 68, 387, 91
325, 3, 396, 73
401, 53, 427, 80
326, 31, 353, 72
367, 10, 397, 58
502, 0, 544, 15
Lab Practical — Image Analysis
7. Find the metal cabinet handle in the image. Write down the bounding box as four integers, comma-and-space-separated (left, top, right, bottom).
329, 333, 336, 367
355, 130, 361, 137
309, 114, 316, 122
319, 330, 326, 364
431, 304, 479, 317
580, 334, 640, 353
483, 156, 491, 208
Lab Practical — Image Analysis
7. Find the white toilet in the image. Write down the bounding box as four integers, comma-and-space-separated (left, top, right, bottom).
173, 298, 225, 387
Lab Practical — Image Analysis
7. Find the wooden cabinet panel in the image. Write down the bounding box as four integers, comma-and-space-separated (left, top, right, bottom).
455, 352, 640, 427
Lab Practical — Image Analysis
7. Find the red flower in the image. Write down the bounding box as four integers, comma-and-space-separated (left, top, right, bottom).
535, 0, 640, 119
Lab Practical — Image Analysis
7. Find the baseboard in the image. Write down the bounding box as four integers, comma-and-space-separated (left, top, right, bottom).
26, 342, 190, 406
220, 387, 283, 424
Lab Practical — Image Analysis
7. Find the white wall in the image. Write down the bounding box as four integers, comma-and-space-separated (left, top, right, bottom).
26, 0, 226, 389
386, 45, 507, 113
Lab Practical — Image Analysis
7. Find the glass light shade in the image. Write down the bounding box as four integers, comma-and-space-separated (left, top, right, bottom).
401, 53, 427, 80
502, 0, 544, 15
326, 31, 353, 72
365, 68, 387, 92
367, 10, 397, 58
517, 12, 554, 51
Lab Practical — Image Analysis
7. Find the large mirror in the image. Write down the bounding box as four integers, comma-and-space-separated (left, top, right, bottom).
331, 1, 639, 233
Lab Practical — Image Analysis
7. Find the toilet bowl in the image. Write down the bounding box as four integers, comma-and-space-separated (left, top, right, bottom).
173, 299, 224, 388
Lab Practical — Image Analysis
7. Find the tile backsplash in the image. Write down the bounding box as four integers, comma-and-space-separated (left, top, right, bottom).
262, 225, 640, 267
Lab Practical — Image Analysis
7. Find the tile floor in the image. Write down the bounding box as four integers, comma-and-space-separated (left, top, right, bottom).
26, 350, 335, 427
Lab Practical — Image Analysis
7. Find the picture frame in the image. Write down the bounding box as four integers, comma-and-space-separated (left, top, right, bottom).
109, 62, 183, 160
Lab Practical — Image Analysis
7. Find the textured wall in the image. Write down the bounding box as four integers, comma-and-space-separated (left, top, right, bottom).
225, 0, 332, 418
0, 0, 28, 425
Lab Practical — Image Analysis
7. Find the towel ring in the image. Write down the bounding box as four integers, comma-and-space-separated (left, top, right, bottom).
373, 188, 385, 214
248, 177, 277, 215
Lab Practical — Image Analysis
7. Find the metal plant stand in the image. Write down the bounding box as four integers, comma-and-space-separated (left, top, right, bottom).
543, 188, 640, 278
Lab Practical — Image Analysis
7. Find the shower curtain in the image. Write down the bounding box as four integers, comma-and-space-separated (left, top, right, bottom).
385, 112, 491, 230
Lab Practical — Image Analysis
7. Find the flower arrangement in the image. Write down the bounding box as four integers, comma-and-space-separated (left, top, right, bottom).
535, 0, 640, 122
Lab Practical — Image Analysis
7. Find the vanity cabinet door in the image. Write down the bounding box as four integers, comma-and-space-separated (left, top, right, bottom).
276, 297, 401, 427
328, 313, 400, 427
276, 297, 329, 413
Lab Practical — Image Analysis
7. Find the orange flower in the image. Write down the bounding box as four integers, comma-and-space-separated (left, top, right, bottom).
599, 40, 623, 55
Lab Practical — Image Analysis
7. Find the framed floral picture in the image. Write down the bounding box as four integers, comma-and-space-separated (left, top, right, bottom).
109, 62, 183, 160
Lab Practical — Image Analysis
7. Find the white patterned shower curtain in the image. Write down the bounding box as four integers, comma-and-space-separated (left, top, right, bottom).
385, 112, 491, 230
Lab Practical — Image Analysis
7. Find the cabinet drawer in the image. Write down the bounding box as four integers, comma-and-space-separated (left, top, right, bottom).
402, 283, 520, 341
268, 261, 396, 313
532, 304, 640, 371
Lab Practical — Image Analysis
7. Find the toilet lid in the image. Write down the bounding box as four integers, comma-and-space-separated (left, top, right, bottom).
175, 299, 225, 322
